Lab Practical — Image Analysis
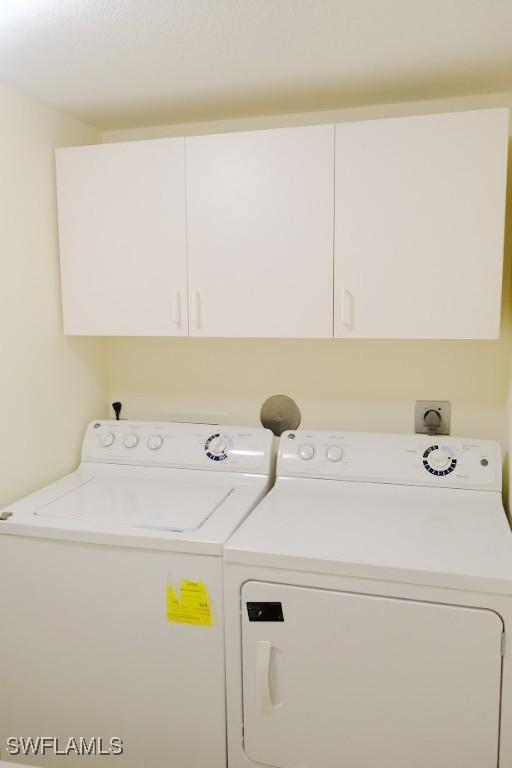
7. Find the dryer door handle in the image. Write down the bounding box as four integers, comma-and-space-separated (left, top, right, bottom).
256, 640, 273, 714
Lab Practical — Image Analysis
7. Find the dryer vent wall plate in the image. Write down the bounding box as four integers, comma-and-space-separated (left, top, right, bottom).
260, 395, 301, 437
415, 400, 451, 435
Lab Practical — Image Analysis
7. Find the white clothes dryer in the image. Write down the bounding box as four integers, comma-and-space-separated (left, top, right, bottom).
0, 420, 274, 768
224, 430, 512, 768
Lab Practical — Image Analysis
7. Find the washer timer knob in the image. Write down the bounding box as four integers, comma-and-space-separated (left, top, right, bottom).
100, 432, 115, 448
210, 437, 227, 455
298, 443, 315, 461
205, 433, 229, 461
123, 433, 139, 449
147, 435, 164, 451
326, 445, 343, 462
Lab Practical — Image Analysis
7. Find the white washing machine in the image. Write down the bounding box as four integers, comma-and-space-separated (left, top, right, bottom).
0, 420, 273, 768
224, 430, 512, 768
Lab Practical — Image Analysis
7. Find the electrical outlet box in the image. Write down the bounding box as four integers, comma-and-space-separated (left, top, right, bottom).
415, 401, 451, 435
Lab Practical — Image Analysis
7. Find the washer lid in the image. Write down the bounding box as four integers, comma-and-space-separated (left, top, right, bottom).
35, 475, 231, 532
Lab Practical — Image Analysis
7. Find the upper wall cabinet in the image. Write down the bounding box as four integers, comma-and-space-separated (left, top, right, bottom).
55, 108, 508, 339
185, 125, 334, 337
56, 139, 188, 335
334, 108, 509, 339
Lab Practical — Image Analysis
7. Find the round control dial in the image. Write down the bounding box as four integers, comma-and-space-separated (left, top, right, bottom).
428, 448, 451, 470
100, 432, 115, 448
147, 434, 164, 451
123, 433, 139, 449
210, 437, 227, 454
422, 445, 457, 476
326, 445, 343, 462
298, 443, 315, 461
205, 433, 229, 462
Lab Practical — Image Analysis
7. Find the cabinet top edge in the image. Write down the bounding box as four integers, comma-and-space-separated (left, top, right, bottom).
55, 106, 510, 152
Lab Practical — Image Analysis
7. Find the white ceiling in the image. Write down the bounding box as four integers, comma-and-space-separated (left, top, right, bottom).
1, 0, 511, 129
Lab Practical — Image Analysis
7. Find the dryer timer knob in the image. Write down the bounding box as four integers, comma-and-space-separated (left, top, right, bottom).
298, 443, 315, 460
428, 448, 451, 470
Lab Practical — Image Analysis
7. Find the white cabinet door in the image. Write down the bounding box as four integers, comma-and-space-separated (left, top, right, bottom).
242, 581, 503, 768
334, 108, 508, 339
186, 125, 334, 337
56, 139, 188, 335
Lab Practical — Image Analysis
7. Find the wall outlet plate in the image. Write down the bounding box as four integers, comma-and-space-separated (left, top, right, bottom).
414, 400, 451, 435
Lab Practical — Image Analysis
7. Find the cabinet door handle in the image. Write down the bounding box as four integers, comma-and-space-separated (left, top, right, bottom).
256, 641, 273, 714
172, 290, 181, 327
341, 288, 353, 329
193, 290, 201, 330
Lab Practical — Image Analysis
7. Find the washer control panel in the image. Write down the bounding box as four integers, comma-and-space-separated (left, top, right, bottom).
279, 430, 501, 491
82, 421, 273, 474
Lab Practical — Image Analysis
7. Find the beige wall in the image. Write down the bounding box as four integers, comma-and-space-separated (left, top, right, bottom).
105, 332, 511, 442
103, 95, 512, 477
0, 84, 107, 507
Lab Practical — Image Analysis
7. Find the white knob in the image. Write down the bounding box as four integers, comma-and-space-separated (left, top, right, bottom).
429, 448, 451, 470
100, 432, 115, 448
210, 437, 227, 454
147, 435, 164, 451
298, 443, 315, 461
326, 445, 343, 462
123, 433, 139, 449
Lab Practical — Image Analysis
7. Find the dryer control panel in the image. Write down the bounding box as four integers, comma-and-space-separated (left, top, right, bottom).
279, 430, 501, 491
82, 421, 274, 474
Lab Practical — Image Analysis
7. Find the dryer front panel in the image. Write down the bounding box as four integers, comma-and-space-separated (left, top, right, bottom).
241, 581, 503, 768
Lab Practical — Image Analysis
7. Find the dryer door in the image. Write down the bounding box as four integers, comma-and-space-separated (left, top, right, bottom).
241, 581, 503, 768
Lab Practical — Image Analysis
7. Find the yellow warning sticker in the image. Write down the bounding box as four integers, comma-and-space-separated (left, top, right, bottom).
166, 580, 213, 626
